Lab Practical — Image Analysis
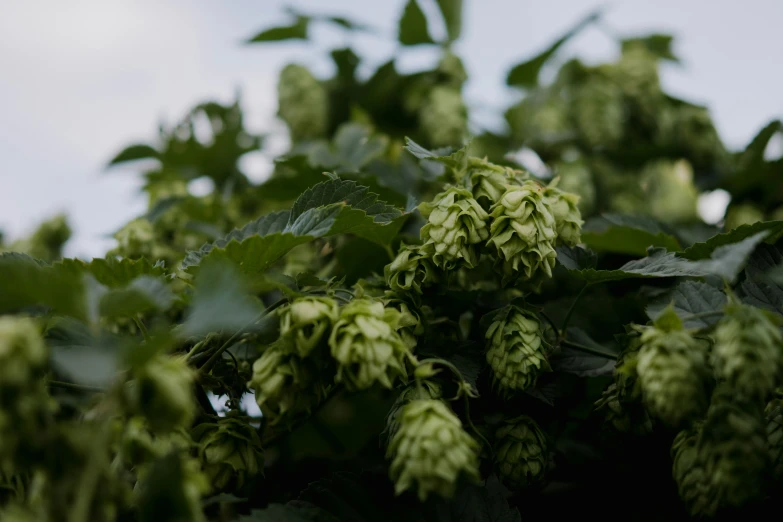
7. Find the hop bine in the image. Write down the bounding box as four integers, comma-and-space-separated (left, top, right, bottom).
386, 399, 480, 501
494, 415, 549, 490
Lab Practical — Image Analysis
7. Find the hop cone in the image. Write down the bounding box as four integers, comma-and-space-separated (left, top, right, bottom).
724, 203, 764, 230
505, 95, 570, 150
671, 421, 710, 517
128, 354, 196, 434
191, 413, 264, 490
487, 181, 558, 286
0, 317, 47, 390
551, 160, 596, 216
636, 322, 710, 428
698, 391, 768, 514
594, 383, 652, 435
419, 187, 489, 270
494, 415, 548, 489
419, 86, 468, 148
385, 244, 439, 296
278, 296, 339, 358
248, 344, 327, 425
713, 297, 783, 402
328, 298, 411, 390
543, 181, 583, 246
464, 156, 528, 209
485, 306, 549, 396
382, 381, 442, 445
386, 399, 480, 501
17, 213, 71, 262
572, 76, 625, 149
277, 64, 329, 142
765, 394, 783, 480
642, 160, 699, 225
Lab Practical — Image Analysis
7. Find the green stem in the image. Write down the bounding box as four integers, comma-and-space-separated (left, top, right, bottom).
561, 339, 618, 360
680, 311, 725, 322
463, 393, 493, 458
133, 316, 151, 343
539, 311, 559, 337
560, 283, 590, 337
47, 380, 105, 393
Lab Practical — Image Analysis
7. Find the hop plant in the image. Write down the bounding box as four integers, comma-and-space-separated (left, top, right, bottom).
127, 354, 196, 434
277, 64, 329, 142
191, 413, 264, 490
386, 399, 480, 501
385, 244, 439, 296
494, 415, 548, 489
278, 296, 339, 358
248, 344, 328, 425
485, 306, 549, 396
328, 298, 412, 390
698, 390, 768, 514
712, 297, 783, 401
419, 186, 490, 270
635, 313, 710, 428
464, 156, 528, 209
0, 316, 47, 389
418, 86, 468, 148
543, 180, 583, 246
671, 421, 710, 517
487, 181, 558, 287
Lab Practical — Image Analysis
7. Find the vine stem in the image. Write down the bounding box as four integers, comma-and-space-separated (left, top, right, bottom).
679, 311, 725, 322
47, 380, 105, 393
561, 339, 618, 360
560, 283, 590, 337
133, 316, 151, 343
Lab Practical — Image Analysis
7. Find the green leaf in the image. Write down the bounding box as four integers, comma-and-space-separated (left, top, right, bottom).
404, 137, 468, 174
435, 0, 463, 42
239, 503, 339, 522
680, 221, 783, 260
738, 243, 783, 316
506, 9, 602, 88
398, 0, 435, 45
551, 328, 617, 377
428, 474, 521, 522
246, 16, 309, 43
418, 340, 484, 390
289, 178, 402, 226
46, 317, 120, 387
99, 276, 174, 319
107, 144, 159, 166
621, 33, 679, 62
137, 453, 201, 522
646, 281, 727, 329
581, 214, 681, 256
61, 256, 167, 287
305, 124, 387, 173
180, 259, 264, 338
556, 245, 597, 271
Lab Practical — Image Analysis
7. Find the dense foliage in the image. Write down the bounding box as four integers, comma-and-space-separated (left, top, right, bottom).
2, 1, 783, 520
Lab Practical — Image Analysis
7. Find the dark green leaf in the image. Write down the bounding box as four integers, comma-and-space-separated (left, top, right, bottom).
738, 243, 783, 315
621, 33, 679, 62
398, 0, 435, 45
99, 275, 174, 319
680, 221, 783, 260
506, 9, 602, 88
137, 453, 200, 522
556, 245, 597, 271
238, 503, 340, 522
404, 137, 467, 174
289, 179, 402, 224
429, 474, 521, 522
646, 281, 727, 328
551, 328, 618, 377
435, 0, 463, 42
246, 17, 309, 43
581, 214, 681, 256
46, 317, 120, 387
107, 144, 159, 166
62, 256, 167, 287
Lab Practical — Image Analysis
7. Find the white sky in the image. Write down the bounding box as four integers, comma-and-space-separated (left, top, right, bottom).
1, 0, 781, 259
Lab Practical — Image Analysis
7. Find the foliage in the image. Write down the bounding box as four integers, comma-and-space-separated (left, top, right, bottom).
1, 1, 783, 520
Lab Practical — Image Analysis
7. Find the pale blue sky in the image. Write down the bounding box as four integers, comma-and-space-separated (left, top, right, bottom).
1, 0, 781, 258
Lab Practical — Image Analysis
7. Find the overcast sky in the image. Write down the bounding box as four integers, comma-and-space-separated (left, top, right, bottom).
1, 0, 781, 259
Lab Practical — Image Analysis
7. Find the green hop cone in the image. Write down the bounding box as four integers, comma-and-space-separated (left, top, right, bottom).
191, 413, 264, 491
386, 399, 480, 501
418, 86, 468, 149
419, 186, 490, 270
712, 297, 783, 402
464, 156, 529, 209
248, 344, 328, 426
698, 390, 768, 514
635, 317, 710, 428
19, 213, 71, 262
487, 181, 558, 287
278, 296, 339, 358
385, 244, 439, 296
277, 64, 329, 142
572, 75, 625, 149
543, 180, 583, 246
724, 203, 764, 231
766, 394, 783, 480
642, 159, 700, 224
485, 306, 549, 396
494, 415, 548, 490
110, 217, 155, 260
128, 354, 196, 434
328, 298, 411, 391
671, 421, 710, 517
594, 383, 652, 435
382, 380, 442, 446
0, 316, 47, 390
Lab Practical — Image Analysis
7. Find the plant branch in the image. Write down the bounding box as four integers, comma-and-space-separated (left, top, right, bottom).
561, 339, 618, 360
560, 283, 590, 337
133, 316, 151, 343
47, 380, 105, 393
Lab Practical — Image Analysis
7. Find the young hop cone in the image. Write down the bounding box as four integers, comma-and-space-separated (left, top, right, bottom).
766, 393, 783, 480
418, 186, 490, 270
328, 298, 412, 391
494, 415, 549, 490
276, 64, 329, 142
485, 306, 549, 397
712, 296, 783, 402
671, 421, 710, 517
385, 243, 439, 296
487, 181, 558, 287
191, 412, 264, 490
129, 354, 196, 434
382, 380, 442, 446
543, 180, 583, 246
418, 85, 468, 149
278, 296, 339, 358
463, 156, 529, 209
0, 316, 47, 389
386, 399, 480, 501
635, 312, 710, 428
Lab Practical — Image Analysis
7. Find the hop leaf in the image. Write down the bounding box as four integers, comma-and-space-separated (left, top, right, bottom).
278, 296, 339, 358
385, 244, 439, 296
487, 181, 558, 287
485, 306, 549, 396
386, 399, 480, 501
128, 354, 196, 434
635, 323, 710, 428
671, 421, 711, 517
248, 344, 328, 426
712, 297, 783, 402
328, 298, 412, 391
419, 187, 490, 270
277, 64, 329, 142
543, 181, 583, 246
191, 413, 264, 490
494, 415, 548, 489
